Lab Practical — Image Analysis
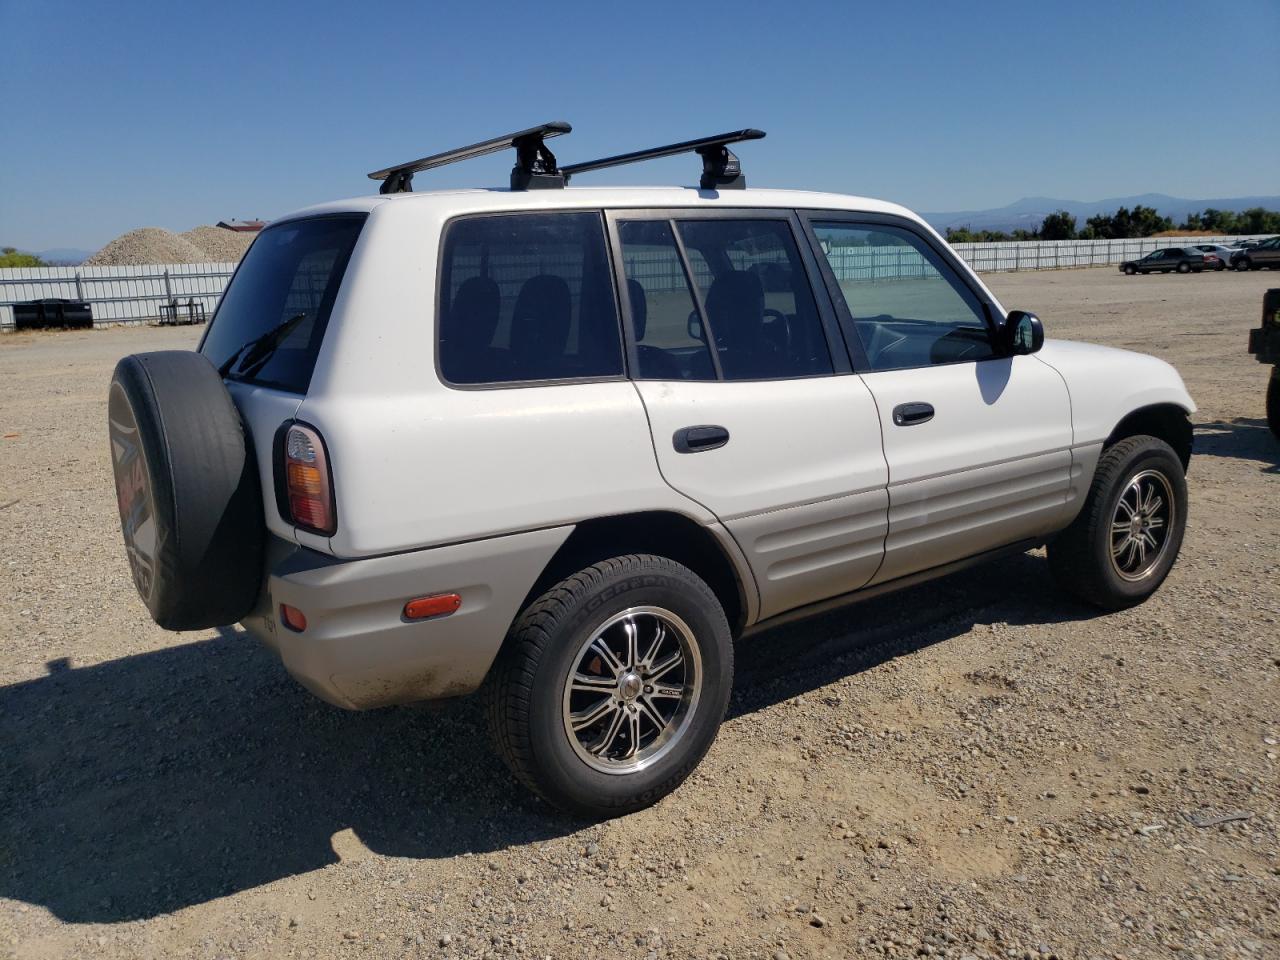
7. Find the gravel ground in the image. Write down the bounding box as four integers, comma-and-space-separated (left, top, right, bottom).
1, 267, 1277, 960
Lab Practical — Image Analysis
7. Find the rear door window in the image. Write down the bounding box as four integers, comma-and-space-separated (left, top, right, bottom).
200, 215, 365, 394
675, 219, 832, 380
438, 212, 623, 385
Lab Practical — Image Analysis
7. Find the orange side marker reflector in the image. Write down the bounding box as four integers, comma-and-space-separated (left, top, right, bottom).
403, 593, 462, 621
280, 604, 307, 632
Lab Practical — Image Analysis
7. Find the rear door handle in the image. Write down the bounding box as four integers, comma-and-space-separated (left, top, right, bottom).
892, 402, 934, 426
673, 425, 730, 453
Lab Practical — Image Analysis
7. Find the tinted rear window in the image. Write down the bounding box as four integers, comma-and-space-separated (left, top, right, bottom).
438, 212, 623, 385
200, 215, 365, 393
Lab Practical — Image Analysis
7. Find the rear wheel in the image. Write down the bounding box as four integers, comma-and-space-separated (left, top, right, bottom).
1049, 436, 1187, 610
487, 555, 733, 818
1267, 368, 1280, 441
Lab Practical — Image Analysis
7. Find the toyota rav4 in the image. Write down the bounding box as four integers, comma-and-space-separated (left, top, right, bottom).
109, 124, 1195, 817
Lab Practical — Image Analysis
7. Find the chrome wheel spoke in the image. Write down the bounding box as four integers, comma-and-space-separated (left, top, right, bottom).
589, 638, 625, 678
1112, 535, 1132, 558
639, 621, 666, 670
648, 649, 684, 683
589, 706, 627, 756
622, 617, 639, 671
1147, 515, 1165, 531
622, 707, 642, 760
572, 696, 617, 733
1110, 520, 1131, 536
571, 671, 617, 695
637, 698, 669, 740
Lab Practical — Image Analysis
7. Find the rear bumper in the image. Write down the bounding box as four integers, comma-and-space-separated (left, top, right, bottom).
240, 526, 573, 709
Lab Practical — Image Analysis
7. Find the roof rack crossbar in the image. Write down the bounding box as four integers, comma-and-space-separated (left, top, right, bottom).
561, 128, 765, 190
367, 121, 572, 194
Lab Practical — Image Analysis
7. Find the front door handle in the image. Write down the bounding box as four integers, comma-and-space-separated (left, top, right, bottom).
892, 402, 934, 426
673, 425, 730, 453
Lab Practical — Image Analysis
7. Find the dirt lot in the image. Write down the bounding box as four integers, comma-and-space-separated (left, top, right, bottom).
1, 266, 1277, 960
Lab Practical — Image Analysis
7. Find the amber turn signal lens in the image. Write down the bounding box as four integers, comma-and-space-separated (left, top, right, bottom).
282, 423, 335, 535
280, 603, 307, 632
403, 593, 462, 621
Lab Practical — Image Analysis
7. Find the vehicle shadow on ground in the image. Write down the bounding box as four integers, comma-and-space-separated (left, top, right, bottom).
1193, 418, 1279, 472
1, 554, 1091, 924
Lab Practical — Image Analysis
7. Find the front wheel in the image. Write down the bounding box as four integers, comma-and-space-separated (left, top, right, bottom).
1177, 262, 1191, 273
486, 555, 733, 818
1124, 265, 1137, 276
1048, 435, 1187, 610
1236, 258, 1252, 272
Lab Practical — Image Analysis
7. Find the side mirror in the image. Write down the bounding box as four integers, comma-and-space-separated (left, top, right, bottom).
1003, 310, 1044, 355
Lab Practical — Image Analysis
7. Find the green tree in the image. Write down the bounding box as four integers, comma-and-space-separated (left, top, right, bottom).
1039, 210, 1076, 240
0, 247, 45, 267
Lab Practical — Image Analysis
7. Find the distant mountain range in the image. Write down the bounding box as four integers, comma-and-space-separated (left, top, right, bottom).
922, 194, 1280, 234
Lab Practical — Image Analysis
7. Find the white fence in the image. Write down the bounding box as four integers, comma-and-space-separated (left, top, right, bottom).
0, 262, 235, 330
0, 235, 1272, 331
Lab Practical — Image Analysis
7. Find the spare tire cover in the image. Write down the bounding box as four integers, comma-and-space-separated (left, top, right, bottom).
108, 351, 265, 630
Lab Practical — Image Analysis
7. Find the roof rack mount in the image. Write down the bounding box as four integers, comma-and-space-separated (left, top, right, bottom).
367, 121, 571, 194
562, 128, 766, 190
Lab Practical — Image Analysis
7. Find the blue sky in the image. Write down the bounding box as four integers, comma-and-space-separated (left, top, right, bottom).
2, 0, 1277, 252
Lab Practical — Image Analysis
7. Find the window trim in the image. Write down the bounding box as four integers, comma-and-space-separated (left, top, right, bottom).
604, 207, 852, 383
797, 210, 1007, 374
433, 208, 629, 391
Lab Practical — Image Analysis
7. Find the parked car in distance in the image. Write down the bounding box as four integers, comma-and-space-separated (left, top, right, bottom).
1231, 236, 1280, 271
1192, 244, 1234, 271
106, 122, 1197, 817
1120, 248, 1207, 275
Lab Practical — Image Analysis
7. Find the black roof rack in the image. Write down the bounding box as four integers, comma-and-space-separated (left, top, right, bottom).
367, 121, 571, 194
562, 128, 766, 190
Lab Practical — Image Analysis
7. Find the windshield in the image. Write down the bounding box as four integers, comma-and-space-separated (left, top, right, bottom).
200, 215, 366, 393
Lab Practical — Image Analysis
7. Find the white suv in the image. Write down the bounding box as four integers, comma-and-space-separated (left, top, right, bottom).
108, 124, 1195, 817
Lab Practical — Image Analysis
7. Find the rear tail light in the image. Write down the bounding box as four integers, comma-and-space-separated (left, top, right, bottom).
283, 423, 335, 535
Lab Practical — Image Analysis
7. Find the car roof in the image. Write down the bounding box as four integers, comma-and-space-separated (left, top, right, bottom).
270, 186, 926, 229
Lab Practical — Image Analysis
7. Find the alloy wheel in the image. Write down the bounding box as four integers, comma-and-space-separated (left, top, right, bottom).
1109, 469, 1175, 582
561, 606, 702, 775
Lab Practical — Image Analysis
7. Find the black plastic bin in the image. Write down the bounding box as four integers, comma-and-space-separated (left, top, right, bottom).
13, 298, 93, 331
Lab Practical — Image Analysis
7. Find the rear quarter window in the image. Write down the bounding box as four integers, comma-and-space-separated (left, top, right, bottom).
437, 212, 623, 385
200, 215, 366, 394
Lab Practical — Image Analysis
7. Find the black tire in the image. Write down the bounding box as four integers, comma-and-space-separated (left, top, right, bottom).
1177, 262, 1191, 273
1124, 265, 1136, 276
1267, 368, 1280, 441
1048, 435, 1187, 610
108, 351, 264, 630
1237, 258, 1252, 271
1215, 261, 1225, 271
486, 554, 733, 818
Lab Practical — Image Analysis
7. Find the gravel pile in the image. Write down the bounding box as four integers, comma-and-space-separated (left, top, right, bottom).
84, 225, 256, 266
179, 226, 256, 263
